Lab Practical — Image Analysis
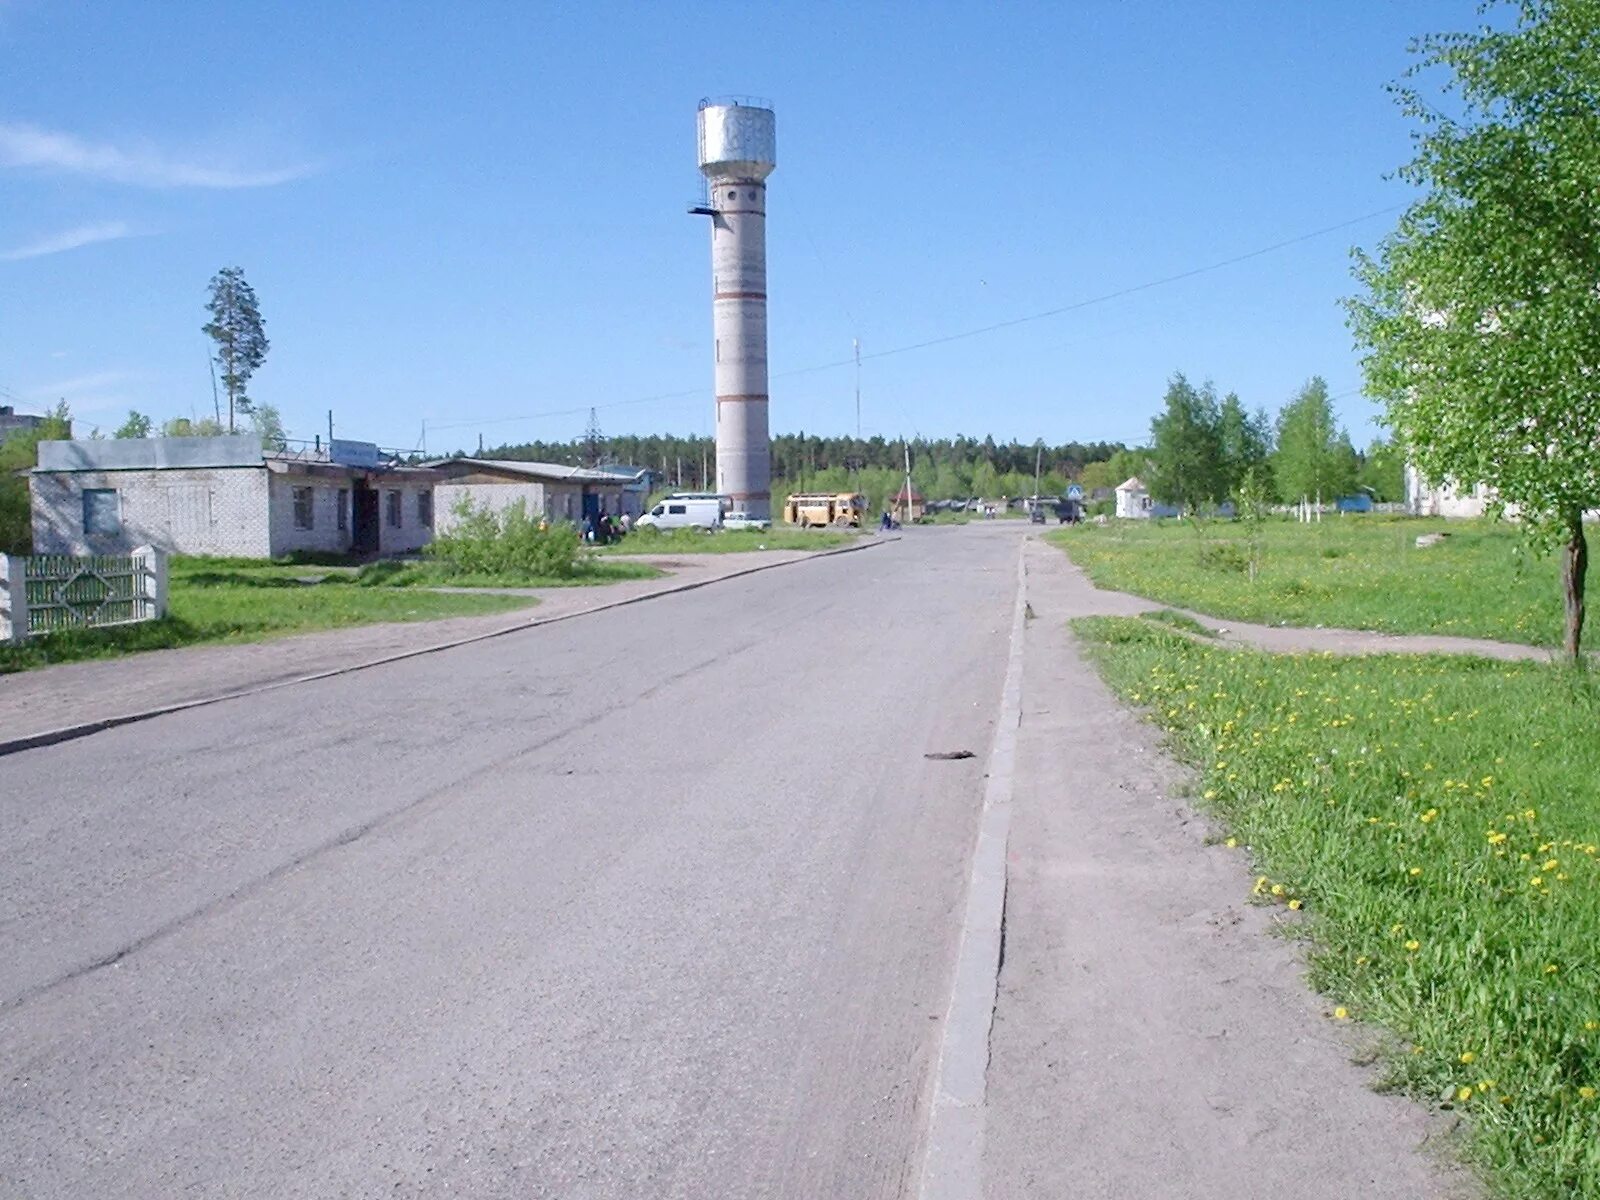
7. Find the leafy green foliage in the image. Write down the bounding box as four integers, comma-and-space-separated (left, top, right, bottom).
1218, 393, 1274, 501
160, 416, 226, 438
1347, 0, 1600, 655
1273, 376, 1357, 504
1147, 372, 1224, 514
112, 410, 152, 439
0, 402, 72, 554
1359, 436, 1406, 502
202, 266, 269, 433
479, 432, 1127, 501
1077, 617, 1600, 1197
425, 497, 581, 580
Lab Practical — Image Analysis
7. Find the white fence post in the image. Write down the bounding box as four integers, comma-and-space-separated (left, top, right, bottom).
133, 545, 168, 620
0, 554, 27, 643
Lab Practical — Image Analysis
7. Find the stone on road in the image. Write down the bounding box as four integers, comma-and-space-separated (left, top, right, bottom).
0, 530, 1016, 1199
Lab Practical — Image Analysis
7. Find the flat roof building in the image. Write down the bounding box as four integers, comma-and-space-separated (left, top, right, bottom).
31, 435, 436, 558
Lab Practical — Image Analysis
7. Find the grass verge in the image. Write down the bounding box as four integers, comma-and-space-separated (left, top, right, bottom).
1074, 614, 1600, 1198
1049, 516, 1560, 647
594, 527, 856, 554
355, 557, 661, 588
0, 557, 540, 673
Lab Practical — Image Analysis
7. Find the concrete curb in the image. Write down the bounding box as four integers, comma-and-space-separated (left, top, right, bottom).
0, 536, 894, 759
917, 536, 1027, 1199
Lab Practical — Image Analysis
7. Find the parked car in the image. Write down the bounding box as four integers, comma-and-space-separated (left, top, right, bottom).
637, 496, 724, 530
1029, 504, 1046, 524
723, 511, 770, 532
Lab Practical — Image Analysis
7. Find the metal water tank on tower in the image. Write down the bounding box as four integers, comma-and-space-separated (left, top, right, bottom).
692, 100, 776, 520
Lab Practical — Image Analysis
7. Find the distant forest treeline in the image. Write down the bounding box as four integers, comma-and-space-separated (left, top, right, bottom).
473, 433, 1132, 504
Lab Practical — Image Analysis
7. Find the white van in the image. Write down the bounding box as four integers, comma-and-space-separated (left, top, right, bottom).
637, 496, 724, 531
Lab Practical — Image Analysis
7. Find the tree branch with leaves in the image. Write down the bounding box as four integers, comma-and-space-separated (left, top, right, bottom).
1347, 0, 1600, 659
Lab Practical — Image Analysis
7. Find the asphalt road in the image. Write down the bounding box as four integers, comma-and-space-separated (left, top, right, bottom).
0, 527, 1019, 1199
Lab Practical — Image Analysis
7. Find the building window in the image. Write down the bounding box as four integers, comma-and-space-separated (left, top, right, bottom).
82, 488, 120, 536
293, 486, 315, 530
337, 489, 349, 531
386, 490, 402, 528
418, 489, 433, 528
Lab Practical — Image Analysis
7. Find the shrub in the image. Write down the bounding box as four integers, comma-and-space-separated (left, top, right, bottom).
426, 497, 579, 579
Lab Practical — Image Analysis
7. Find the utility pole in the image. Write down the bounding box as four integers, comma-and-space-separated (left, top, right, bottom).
903, 441, 914, 524
854, 337, 862, 440
207, 351, 221, 427
328, 410, 334, 447
1034, 442, 1043, 500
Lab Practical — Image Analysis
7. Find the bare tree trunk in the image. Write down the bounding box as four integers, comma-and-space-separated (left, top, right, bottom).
1563, 513, 1587, 662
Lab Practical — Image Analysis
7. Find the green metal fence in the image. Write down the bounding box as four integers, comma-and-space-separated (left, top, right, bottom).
12, 552, 161, 636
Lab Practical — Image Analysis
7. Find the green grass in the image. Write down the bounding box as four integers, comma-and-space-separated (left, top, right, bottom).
354, 557, 661, 588
1075, 614, 1600, 1198
1049, 516, 1561, 647
594, 527, 857, 554
0, 556, 541, 673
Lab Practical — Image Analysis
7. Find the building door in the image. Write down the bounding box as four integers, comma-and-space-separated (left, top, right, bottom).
581, 491, 600, 522
352, 482, 380, 555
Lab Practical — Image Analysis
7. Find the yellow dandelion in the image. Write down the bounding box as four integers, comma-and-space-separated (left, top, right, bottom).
1544, 964, 1559, 975
1270, 883, 1285, 897
1333, 1007, 1349, 1020
1404, 939, 1421, 952
1460, 1051, 1476, 1064
1409, 867, 1423, 877
1287, 899, 1303, 911
1581, 1087, 1598, 1100
1457, 1086, 1473, 1102
1543, 859, 1560, 872
1224, 837, 1238, 848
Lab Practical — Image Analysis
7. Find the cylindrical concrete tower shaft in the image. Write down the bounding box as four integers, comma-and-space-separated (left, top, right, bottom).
696, 102, 776, 520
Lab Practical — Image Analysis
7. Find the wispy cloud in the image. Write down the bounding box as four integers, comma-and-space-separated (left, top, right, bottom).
21, 369, 145, 420
2, 220, 142, 261
0, 121, 315, 188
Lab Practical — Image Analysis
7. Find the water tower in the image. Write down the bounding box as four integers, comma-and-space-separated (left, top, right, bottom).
692, 100, 776, 520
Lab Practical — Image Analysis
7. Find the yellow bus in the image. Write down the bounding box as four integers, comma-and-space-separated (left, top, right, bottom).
783, 492, 866, 528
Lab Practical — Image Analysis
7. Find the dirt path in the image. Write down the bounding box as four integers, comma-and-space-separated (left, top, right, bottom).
981, 539, 1478, 1198
1049, 545, 1560, 662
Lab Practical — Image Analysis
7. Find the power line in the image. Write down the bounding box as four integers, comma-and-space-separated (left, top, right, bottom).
429, 204, 1400, 435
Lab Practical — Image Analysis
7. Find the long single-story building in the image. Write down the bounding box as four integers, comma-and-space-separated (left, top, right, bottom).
30, 435, 436, 558
424, 458, 648, 530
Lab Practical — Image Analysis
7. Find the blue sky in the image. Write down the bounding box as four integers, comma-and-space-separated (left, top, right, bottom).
1, 1, 1475, 454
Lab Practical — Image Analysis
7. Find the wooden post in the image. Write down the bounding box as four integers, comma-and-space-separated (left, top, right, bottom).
0, 554, 28, 643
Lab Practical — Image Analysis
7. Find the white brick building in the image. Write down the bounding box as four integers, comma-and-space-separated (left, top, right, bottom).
31, 435, 437, 558
425, 459, 645, 531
